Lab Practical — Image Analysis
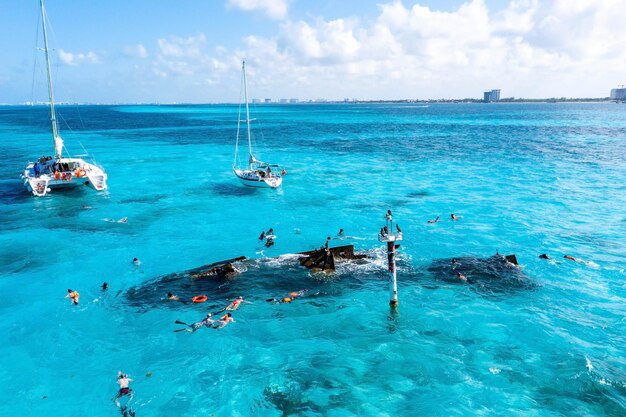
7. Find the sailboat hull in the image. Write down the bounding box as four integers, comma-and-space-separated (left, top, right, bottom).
234, 169, 282, 188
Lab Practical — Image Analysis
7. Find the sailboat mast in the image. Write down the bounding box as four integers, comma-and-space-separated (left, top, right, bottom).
40, 0, 61, 158
242, 60, 253, 168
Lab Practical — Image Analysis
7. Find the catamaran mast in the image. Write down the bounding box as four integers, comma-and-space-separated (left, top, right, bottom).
40, 0, 61, 158
242, 59, 253, 169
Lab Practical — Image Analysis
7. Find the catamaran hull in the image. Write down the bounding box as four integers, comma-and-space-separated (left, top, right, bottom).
22, 159, 108, 197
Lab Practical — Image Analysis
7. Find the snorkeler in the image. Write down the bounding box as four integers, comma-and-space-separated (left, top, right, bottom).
219, 296, 251, 312
114, 372, 134, 408
539, 254, 550, 259
174, 313, 214, 333
266, 289, 308, 304
564, 255, 580, 262
337, 228, 345, 237
427, 216, 440, 223
265, 237, 275, 248
66, 289, 80, 305
167, 292, 179, 301
451, 213, 459, 221
456, 271, 468, 282
214, 313, 235, 328
386, 209, 392, 220
258, 231, 266, 240
451, 258, 459, 270
102, 282, 109, 291
132, 257, 141, 266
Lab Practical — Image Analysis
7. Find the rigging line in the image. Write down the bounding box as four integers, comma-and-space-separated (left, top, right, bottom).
250, 99, 266, 160
235, 69, 245, 169
30, 11, 41, 108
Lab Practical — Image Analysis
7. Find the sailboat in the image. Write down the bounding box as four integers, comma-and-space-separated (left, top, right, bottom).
233, 60, 283, 188
21, 0, 107, 197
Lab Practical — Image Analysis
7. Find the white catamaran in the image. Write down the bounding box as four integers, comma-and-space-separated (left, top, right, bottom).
233, 60, 283, 188
21, 0, 107, 197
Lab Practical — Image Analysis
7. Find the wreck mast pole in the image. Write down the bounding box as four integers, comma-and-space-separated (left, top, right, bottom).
378, 209, 402, 309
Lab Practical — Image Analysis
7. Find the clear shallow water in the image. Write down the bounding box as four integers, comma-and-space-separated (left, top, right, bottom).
0, 103, 625, 416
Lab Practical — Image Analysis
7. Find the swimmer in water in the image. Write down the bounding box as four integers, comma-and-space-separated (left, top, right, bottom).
213, 313, 234, 328
101, 282, 109, 291
132, 257, 141, 266
427, 216, 440, 223
451, 258, 459, 270
66, 289, 80, 305
265, 237, 275, 248
114, 372, 134, 408
258, 230, 266, 240
337, 229, 344, 237
539, 254, 550, 259
451, 213, 459, 221
267, 289, 308, 304
167, 292, 179, 301
219, 296, 251, 312
456, 271, 467, 282
117, 217, 128, 224
564, 255, 580, 262
174, 314, 213, 333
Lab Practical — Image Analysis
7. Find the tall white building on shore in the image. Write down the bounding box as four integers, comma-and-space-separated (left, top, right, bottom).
610, 87, 625, 100
483, 89, 501, 102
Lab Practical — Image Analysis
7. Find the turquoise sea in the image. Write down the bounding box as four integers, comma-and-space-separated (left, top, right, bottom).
0, 103, 625, 416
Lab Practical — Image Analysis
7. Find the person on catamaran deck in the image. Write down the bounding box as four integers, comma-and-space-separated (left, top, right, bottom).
114, 372, 134, 408
66, 289, 80, 305
456, 271, 468, 282
175, 313, 214, 333
214, 313, 235, 328
427, 216, 440, 223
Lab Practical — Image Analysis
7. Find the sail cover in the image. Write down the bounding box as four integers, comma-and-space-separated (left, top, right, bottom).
54, 135, 64, 158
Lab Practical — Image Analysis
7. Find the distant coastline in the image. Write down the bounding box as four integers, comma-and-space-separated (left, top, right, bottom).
3, 97, 622, 106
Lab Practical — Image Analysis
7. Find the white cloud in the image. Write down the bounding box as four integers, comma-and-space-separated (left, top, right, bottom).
227, 0, 289, 20
123, 44, 148, 59
140, 0, 626, 101
58, 49, 100, 66
157, 34, 207, 59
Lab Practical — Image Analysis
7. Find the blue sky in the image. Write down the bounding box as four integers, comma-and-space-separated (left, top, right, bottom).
1, 0, 624, 104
